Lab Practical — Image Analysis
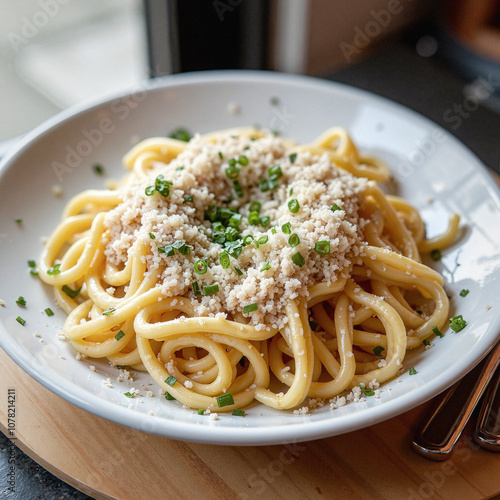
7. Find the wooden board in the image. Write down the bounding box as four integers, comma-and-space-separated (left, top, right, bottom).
1, 346, 500, 500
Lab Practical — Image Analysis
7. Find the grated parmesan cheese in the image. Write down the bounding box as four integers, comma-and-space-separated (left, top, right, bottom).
103, 132, 367, 329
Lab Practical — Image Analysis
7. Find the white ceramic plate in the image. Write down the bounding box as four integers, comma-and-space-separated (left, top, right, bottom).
1, 71, 500, 446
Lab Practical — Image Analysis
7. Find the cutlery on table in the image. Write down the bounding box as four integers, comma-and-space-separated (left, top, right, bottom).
412, 341, 500, 460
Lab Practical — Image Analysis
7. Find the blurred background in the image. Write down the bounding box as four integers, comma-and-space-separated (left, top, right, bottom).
1, 0, 500, 498
1, 0, 499, 170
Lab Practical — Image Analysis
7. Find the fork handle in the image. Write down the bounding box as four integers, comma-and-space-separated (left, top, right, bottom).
412, 341, 500, 460
474, 363, 500, 451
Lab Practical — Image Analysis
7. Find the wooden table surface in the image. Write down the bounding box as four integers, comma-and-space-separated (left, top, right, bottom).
1, 345, 499, 500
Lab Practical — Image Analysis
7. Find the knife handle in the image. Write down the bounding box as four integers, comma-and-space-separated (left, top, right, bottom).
412, 342, 500, 460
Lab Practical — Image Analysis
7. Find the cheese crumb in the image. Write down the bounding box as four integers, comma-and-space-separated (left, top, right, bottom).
293, 406, 309, 415
103, 378, 113, 388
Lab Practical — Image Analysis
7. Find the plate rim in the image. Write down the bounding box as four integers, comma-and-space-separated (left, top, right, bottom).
1, 69, 500, 445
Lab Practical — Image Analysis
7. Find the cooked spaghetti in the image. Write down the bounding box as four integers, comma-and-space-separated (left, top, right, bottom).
39, 127, 459, 412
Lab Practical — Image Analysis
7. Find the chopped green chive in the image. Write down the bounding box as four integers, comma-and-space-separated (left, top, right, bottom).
232, 409, 245, 417
409, 367, 418, 375
145, 185, 156, 196
289, 188, 293, 196
62, 285, 82, 299
292, 252, 305, 267
249, 201, 261, 213
158, 245, 174, 256
238, 155, 249, 166
249, 210, 260, 225
288, 199, 300, 213
216, 392, 234, 407
15, 217, 22, 224
102, 307, 116, 316
268, 165, 282, 180
228, 213, 242, 227
165, 392, 176, 400
159, 241, 191, 257
243, 303, 259, 314
149, 232, 156, 239
124, 392, 135, 398
259, 216, 270, 227
288, 233, 300, 247
257, 235, 268, 246
360, 384, 375, 396
183, 195, 194, 203
165, 375, 177, 387
173, 240, 191, 255
168, 128, 191, 142
449, 315, 467, 332
192, 281, 202, 296
219, 251, 230, 269
194, 259, 208, 275
459, 289, 469, 297
225, 165, 240, 180
432, 326, 443, 338
268, 178, 278, 190
45, 308, 54, 317
430, 249, 441, 261
331, 203, 341, 212
423, 338, 430, 346
28, 260, 36, 268
373, 345, 385, 357
289, 153, 297, 164
270, 96, 279, 106
315, 241, 330, 255
271, 226, 277, 234
197, 409, 204, 415
16, 296, 27, 307
282, 222, 292, 234
234, 266, 243, 276
16, 316, 26, 326
155, 175, 172, 197
47, 264, 61, 275
30, 269, 39, 276
115, 330, 125, 341
218, 151, 223, 159
233, 180, 244, 198
203, 284, 219, 296
176, 166, 185, 171
260, 260, 271, 272
258, 178, 269, 192
93, 164, 104, 175
243, 235, 254, 246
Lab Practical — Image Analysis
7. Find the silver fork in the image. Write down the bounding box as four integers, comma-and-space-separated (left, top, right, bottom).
412, 341, 500, 460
